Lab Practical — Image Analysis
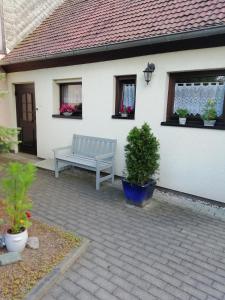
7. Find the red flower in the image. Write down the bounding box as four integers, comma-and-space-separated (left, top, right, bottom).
120, 105, 133, 114
26, 211, 32, 219
126, 106, 133, 114
60, 104, 75, 113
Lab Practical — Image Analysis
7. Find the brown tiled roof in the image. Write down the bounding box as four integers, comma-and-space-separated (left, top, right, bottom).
2, 0, 225, 65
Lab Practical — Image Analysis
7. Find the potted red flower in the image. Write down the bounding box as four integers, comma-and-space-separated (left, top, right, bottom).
120, 105, 133, 118
2, 163, 36, 252
60, 104, 76, 116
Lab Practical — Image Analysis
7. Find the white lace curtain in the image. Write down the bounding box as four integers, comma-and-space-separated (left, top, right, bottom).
173, 82, 225, 116
63, 84, 82, 104
121, 84, 136, 109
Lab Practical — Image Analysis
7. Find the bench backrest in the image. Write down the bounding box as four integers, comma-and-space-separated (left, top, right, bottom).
72, 134, 117, 158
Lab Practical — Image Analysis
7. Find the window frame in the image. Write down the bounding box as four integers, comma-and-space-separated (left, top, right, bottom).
60, 82, 82, 106
166, 70, 225, 127
113, 75, 137, 119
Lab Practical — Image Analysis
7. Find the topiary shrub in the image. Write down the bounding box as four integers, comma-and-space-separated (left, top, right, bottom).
124, 123, 160, 186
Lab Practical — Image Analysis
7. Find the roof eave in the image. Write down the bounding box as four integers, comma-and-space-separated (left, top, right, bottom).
2, 24, 225, 72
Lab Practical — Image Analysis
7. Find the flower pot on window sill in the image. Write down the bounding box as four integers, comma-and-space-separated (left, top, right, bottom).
62, 112, 73, 117
120, 113, 128, 118
203, 120, 216, 127
179, 117, 187, 125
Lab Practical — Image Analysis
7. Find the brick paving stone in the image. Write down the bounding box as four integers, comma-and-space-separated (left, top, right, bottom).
49, 285, 64, 298
94, 276, 117, 293
61, 278, 81, 296
132, 286, 157, 300
42, 295, 56, 300
113, 287, 138, 300
95, 288, 119, 300
76, 289, 100, 300
27, 169, 225, 300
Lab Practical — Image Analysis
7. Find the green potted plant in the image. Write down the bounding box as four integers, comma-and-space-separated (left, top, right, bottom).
176, 108, 189, 125
1, 162, 36, 252
202, 99, 217, 127
122, 123, 160, 206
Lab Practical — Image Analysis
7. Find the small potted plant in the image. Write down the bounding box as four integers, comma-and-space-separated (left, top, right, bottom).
176, 108, 189, 125
122, 123, 160, 206
1, 162, 36, 252
202, 99, 217, 127
60, 104, 75, 116
120, 106, 134, 118
120, 105, 128, 118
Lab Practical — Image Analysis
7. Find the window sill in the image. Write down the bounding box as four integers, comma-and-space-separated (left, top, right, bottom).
52, 114, 82, 119
161, 121, 225, 130
112, 115, 135, 120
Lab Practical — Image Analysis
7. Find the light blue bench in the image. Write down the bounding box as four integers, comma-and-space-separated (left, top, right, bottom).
53, 134, 117, 190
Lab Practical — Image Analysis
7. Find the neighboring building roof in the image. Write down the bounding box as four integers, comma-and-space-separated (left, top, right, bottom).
2, 0, 64, 53
2, 0, 225, 66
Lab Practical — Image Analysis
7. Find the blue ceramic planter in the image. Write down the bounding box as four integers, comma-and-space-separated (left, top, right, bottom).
122, 179, 156, 206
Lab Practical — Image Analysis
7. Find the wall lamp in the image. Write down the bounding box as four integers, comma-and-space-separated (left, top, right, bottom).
143, 63, 155, 85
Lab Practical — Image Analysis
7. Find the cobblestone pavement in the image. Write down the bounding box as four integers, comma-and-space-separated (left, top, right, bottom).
30, 168, 225, 300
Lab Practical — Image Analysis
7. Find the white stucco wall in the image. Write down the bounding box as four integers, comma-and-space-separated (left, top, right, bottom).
5, 46, 225, 202
0, 98, 10, 126
0, 70, 10, 126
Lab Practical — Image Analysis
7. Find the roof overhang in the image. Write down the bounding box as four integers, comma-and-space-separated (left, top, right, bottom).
2, 25, 225, 73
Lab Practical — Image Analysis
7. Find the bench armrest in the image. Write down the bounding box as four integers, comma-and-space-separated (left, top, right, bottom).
53, 146, 72, 155
95, 153, 114, 161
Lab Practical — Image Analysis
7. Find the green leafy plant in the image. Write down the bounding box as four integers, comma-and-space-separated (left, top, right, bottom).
124, 123, 160, 186
0, 126, 20, 153
176, 108, 189, 118
1, 163, 36, 234
202, 99, 217, 120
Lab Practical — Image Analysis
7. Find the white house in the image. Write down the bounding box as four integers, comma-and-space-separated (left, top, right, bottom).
1, 0, 225, 202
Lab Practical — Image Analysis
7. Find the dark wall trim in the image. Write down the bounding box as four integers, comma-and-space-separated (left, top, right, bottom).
161, 121, 225, 130
3, 32, 225, 73
52, 114, 82, 119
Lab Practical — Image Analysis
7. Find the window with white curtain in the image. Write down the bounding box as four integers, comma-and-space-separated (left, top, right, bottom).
60, 83, 82, 115
166, 71, 225, 126
114, 75, 136, 118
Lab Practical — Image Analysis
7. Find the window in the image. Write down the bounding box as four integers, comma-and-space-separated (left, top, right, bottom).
60, 82, 82, 116
166, 71, 225, 127
113, 75, 136, 119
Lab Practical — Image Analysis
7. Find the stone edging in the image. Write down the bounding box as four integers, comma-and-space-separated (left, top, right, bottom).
25, 238, 89, 300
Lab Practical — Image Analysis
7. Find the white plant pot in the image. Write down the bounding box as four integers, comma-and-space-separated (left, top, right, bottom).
203, 120, 216, 127
63, 112, 73, 116
121, 113, 128, 118
179, 117, 186, 125
5, 229, 28, 252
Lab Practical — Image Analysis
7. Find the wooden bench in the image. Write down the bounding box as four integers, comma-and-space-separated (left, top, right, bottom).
53, 134, 117, 190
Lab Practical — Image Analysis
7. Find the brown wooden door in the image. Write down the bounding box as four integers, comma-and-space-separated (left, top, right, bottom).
15, 84, 37, 155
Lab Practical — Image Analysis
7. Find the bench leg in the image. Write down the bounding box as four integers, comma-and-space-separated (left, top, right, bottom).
111, 164, 115, 184
55, 159, 59, 178
96, 167, 100, 190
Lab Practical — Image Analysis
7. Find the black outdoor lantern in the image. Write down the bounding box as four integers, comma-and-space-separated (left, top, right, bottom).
143, 63, 155, 85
